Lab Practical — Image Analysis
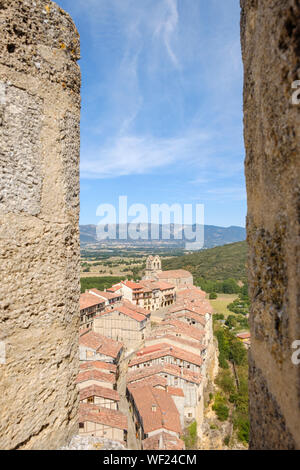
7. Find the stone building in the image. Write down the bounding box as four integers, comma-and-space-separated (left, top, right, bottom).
78, 403, 127, 443
79, 330, 123, 365
0, 0, 81, 449
241, 0, 300, 449
93, 302, 150, 351
144, 255, 162, 280
79, 293, 106, 330
127, 384, 183, 446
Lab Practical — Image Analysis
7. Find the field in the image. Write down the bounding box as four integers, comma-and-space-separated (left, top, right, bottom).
209, 294, 239, 318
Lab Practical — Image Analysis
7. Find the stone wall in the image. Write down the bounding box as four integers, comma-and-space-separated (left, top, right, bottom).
0, 0, 81, 449
241, 0, 300, 449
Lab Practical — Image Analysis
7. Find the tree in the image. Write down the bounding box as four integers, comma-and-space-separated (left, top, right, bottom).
229, 340, 247, 366
209, 292, 218, 299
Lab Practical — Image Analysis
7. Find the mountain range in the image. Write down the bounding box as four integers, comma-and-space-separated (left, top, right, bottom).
80, 224, 246, 250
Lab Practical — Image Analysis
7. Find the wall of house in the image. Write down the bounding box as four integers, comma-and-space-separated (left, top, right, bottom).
0, 0, 80, 449
93, 311, 146, 350
241, 0, 300, 449
79, 421, 124, 441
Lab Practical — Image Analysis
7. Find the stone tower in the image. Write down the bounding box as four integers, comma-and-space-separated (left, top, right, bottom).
0, 0, 81, 449
144, 255, 162, 280
241, 0, 300, 449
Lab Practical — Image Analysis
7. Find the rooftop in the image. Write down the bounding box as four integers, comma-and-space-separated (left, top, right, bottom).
142, 432, 185, 450
79, 404, 127, 431
129, 343, 203, 368
79, 384, 120, 402
79, 330, 123, 359
80, 292, 105, 311
76, 369, 116, 385
130, 385, 181, 435
157, 269, 192, 280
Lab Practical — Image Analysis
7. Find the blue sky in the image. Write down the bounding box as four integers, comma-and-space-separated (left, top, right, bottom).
58, 0, 246, 227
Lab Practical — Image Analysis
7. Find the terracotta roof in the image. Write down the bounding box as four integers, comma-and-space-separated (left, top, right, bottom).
161, 319, 205, 341
107, 284, 122, 293
121, 280, 143, 290
79, 384, 120, 402
122, 300, 151, 317
76, 369, 115, 385
79, 404, 127, 431
236, 332, 251, 339
79, 330, 123, 359
129, 343, 203, 368
127, 375, 167, 392
166, 310, 206, 327
176, 286, 206, 298
142, 432, 185, 450
88, 288, 122, 301
127, 363, 202, 385
167, 386, 184, 397
96, 303, 148, 323
79, 361, 117, 374
130, 386, 181, 435
80, 292, 105, 311
146, 334, 205, 352
157, 269, 192, 280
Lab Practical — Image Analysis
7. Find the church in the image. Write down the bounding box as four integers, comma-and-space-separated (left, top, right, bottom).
143, 255, 193, 290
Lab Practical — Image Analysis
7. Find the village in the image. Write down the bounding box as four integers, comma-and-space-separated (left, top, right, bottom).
77, 255, 217, 450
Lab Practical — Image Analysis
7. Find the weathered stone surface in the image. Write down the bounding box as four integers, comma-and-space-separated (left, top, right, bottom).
0, 0, 80, 449
241, 0, 300, 449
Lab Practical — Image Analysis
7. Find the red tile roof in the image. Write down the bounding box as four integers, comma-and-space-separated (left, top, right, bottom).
97, 303, 148, 323
79, 330, 123, 359
121, 280, 143, 290
157, 269, 192, 280
106, 284, 122, 293
167, 386, 184, 397
161, 319, 205, 341
88, 288, 122, 301
76, 369, 115, 385
127, 375, 167, 392
80, 292, 105, 310
130, 386, 181, 435
127, 363, 202, 385
142, 432, 185, 450
129, 343, 203, 368
166, 310, 206, 327
146, 334, 205, 352
79, 404, 127, 431
236, 332, 251, 339
79, 384, 120, 402
79, 361, 117, 374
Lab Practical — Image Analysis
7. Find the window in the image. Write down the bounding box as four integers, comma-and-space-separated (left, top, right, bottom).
87, 396, 94, 404
79, 422, 84, 429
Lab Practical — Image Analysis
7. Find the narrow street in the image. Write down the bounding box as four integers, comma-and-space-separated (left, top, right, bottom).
117, 354, 141, 450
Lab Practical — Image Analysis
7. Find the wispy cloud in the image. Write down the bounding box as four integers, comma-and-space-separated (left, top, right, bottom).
154, 0, 179, 68
81, 129, 212, 179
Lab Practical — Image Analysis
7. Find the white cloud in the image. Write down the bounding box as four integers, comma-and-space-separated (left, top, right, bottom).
81, 130, 212, 179
154, 0, 179, 68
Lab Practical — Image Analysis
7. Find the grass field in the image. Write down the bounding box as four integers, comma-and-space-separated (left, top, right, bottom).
208, 294, 238, 318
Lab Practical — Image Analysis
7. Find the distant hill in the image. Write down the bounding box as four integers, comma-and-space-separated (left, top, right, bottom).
162, 241, 248, 282
80, 224, 246, 249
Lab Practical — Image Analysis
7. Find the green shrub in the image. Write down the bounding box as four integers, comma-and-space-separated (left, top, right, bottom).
209, 292, 218, 299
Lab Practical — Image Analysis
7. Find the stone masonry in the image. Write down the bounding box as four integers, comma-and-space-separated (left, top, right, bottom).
241, 0, 300, 449
0, 0, 81, 449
